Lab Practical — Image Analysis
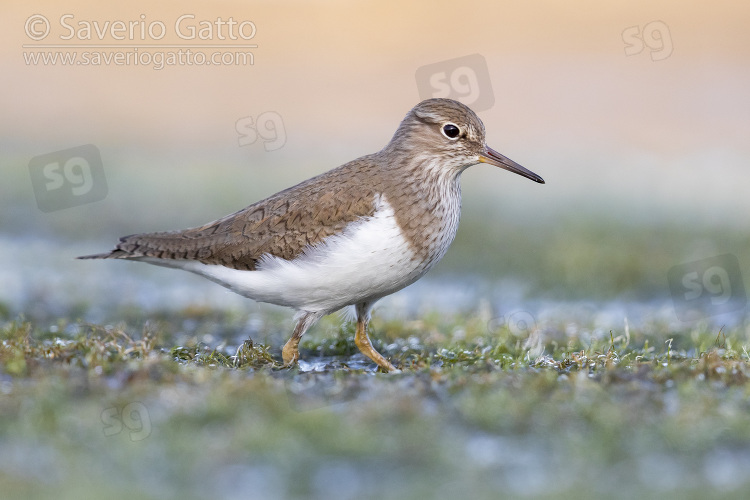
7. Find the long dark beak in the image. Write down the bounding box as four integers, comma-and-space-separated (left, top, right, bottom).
479, 146, 544, 184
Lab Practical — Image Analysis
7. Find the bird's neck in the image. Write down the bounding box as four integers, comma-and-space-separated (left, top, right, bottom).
380, 155, 464, 268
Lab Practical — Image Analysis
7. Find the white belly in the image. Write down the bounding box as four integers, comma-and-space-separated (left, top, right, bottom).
140, 195, 429, 313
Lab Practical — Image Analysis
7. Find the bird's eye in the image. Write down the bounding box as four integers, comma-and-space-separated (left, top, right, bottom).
441, 123, 461, 140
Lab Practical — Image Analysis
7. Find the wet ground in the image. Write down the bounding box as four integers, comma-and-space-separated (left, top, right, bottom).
2, 235, 750, 499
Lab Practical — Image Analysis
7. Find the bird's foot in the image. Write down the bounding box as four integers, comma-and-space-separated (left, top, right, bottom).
374, 357, 399, 373
280, 338, 300, 369
376, 362, 400, 373
354, 327, 398, 373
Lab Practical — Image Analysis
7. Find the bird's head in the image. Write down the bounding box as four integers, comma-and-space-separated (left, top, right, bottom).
385, 98, 544, 184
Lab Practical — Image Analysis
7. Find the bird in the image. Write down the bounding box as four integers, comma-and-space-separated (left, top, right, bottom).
79, 98, 544, 372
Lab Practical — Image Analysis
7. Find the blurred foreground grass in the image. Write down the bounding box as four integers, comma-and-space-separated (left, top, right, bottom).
2, 308, 750, 500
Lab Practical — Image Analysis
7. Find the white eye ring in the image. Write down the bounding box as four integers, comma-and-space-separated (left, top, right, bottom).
441, 122, 461, 140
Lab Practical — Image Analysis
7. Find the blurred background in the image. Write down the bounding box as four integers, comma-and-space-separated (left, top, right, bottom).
3, 3, 750, 499
1, 0, 749, 323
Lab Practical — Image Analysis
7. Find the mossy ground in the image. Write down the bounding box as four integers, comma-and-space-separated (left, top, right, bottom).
2, 307, 749, 500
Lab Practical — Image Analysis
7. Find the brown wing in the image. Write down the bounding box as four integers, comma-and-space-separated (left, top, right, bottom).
79, 160, 380, 270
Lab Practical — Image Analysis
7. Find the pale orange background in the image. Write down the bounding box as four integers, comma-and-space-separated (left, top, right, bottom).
2, 0, 749, 233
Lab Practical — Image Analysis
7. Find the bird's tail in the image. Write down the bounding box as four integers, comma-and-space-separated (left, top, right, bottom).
76, 250, 132, 260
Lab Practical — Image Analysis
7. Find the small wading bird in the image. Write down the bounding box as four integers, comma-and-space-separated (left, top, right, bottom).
80, 98, 544, 372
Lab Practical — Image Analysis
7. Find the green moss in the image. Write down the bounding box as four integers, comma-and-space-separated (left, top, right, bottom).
2, 313, 750, 499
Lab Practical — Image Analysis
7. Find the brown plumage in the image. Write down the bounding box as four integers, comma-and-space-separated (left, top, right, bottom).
81, 161, 381, 270
80, 98, 545, 372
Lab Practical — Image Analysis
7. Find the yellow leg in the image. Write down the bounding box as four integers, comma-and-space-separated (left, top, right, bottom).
281, 312, 320, 368
354, 307, 397, 372
281, 337, 300, 367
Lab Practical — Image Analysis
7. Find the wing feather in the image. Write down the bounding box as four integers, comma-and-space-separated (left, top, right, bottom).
79, 159, 380, 270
